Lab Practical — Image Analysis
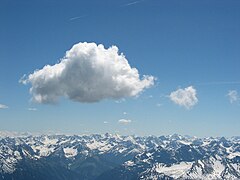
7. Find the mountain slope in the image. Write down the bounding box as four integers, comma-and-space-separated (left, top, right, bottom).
0, 133, 240, 179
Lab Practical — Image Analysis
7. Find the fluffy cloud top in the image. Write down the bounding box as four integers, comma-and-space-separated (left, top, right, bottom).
169, 86, 198, 109
227, 90, 239, 103
21, 42, 155, 104
118, 119, 132, 125
0, 104, 8, 109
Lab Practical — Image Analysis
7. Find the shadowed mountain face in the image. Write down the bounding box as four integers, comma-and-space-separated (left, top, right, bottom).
0, 133, 240, 180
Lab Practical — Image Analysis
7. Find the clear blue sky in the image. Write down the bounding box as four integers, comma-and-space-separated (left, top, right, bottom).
0, 0, 240, 137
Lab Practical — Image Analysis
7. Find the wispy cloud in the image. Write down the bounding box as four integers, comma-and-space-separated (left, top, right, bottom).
103, 121, 109, 124
0, 104, 8, 109
28, 108, 37, 111
121, 0, 145, 7
115, 98, 126, 104
196, 81, 240, 86
156, 103, 163, 107
69, 15, 88, 21
227, 90, 239, 103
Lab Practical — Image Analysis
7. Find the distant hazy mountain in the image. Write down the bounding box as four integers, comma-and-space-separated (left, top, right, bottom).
0, 132, 240, 180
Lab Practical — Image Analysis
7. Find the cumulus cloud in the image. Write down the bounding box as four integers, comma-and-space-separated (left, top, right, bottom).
227, 90, 239, 103
118, 119, 132, 125
0, 104, 8, 109
20, 42, 155, 104
169, 86, 198, 109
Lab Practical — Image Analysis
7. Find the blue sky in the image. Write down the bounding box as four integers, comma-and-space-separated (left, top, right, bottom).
0, 0, 240, 137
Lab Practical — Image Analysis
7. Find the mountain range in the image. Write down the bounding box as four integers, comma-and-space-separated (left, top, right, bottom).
0, 132, 240, 180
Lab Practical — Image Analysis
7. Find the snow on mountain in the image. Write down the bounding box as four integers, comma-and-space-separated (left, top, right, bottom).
0, 133, 240, 180
98, 135, 240, 180
63, 147, 78, 158
155, 162, 193, 178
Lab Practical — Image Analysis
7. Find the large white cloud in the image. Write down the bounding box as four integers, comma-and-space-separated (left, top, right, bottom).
227, 90, 239, 103
169, 86, 198, 109
21, 42, 155, 104
0, 104, 8, 109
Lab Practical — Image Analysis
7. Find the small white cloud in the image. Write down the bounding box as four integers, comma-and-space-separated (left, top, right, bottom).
28, 108, 37, 111
156, 103, 162, 107
123, 112, 127, 115
115, 98, 126, 104
21, 42, 155, 104
0, 104, 8, 109
118, 119, 132, 125
227, 90, 239, 103
103, 121, 108, 124
169, 86, 198, 109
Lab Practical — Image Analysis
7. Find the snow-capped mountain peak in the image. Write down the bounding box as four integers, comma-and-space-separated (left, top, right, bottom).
0, 133, 240, 180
